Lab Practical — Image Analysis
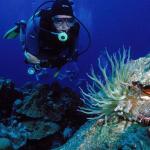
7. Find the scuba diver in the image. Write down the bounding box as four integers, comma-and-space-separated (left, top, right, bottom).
3, 0, 91, 78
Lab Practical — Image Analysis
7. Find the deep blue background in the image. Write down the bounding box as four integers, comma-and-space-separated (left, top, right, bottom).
1, 0, 150, 87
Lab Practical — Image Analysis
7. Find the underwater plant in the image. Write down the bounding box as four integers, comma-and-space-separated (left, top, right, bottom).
79, 47, 150, 124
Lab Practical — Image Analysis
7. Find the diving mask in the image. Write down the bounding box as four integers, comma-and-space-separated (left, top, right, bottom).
52, 17, 76, 28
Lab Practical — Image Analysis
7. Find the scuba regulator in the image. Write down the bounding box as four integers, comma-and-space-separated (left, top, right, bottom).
51, 31, 68, 42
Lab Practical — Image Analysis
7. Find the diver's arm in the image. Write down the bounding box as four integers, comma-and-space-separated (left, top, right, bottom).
24, 51, 51, 68
24, 16, 50, 67
24, 51, 40, 64
24, 15, 40, 60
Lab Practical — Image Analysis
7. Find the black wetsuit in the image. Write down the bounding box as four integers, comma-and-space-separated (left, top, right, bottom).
25, 10, 80, 69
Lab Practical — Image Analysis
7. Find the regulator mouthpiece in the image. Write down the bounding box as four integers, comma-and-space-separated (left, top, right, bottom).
58, 32, 68, 42
51, 32, 68, 42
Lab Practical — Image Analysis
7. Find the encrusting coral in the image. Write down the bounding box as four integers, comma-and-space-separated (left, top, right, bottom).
79, 47, 150, 125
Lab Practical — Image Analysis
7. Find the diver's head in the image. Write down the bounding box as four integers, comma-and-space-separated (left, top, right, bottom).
50, 0, 75, 32
52, 15, 75, 32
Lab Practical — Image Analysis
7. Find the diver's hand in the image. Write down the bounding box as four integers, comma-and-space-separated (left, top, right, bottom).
24, 51, 40, 64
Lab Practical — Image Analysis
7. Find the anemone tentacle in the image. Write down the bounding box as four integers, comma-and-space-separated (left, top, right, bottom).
79, 47, 135, 119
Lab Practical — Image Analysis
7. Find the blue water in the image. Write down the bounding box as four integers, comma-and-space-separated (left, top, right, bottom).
1, 0, 150, 87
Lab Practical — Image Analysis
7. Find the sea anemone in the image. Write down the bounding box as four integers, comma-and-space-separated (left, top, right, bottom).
79, 47, 150, 123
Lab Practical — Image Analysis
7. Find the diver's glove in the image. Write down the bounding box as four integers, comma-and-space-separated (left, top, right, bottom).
25, 58, 49, 68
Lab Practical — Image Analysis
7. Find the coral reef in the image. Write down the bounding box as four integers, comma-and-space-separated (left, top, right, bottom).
21, 120, 60, 140
54, 50, 150, 150
55, 119, 150, 150
0, 80, 86, 149
0, 78, 23, 118
79, 48, 150, 124
0, 138, 12, 150
0, 122, 29, 149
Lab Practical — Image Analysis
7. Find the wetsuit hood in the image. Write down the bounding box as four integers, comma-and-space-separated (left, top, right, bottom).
51, 0, 73, 17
